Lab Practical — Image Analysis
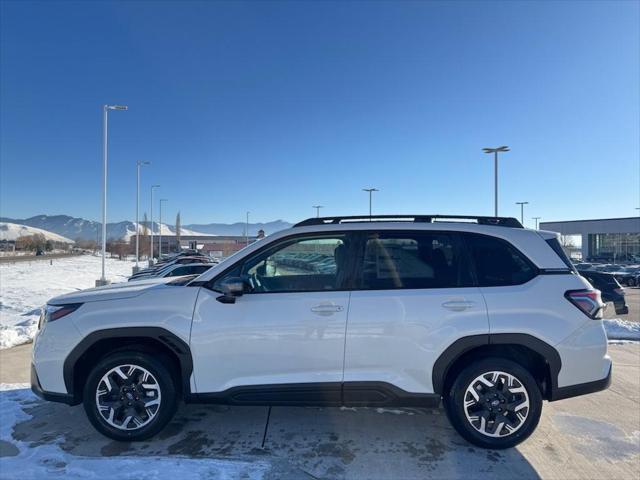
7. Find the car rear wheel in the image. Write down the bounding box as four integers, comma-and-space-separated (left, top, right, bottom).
443, 358, 542, 449
83, 350, 177, 441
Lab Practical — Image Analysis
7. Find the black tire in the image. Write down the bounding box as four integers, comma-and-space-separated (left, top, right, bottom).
443, 358, 542, 449
83, 350, 177, 441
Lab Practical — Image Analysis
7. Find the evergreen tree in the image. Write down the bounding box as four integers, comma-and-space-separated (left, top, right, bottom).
175, 211, 181, 252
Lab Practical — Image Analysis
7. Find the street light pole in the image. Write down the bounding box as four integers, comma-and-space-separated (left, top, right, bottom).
515, 201, 529, 226
532, 216, 541, 230
312, 205, 323, 218
149, 184, 160, 266
97, 104, 128, 287
362, 188, 379, 219
245, 211, 250, 246
482, 146, 510, 217
134, 161, 150, 273
159, 199, 168, 258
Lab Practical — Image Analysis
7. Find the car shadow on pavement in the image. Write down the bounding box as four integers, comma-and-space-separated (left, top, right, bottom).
9, 390, 543, 479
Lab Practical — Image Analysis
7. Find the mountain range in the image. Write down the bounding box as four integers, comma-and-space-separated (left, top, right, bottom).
0, 215, 293, 242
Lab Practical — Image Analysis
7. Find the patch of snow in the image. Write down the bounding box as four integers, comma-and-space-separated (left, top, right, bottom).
604, 318, 640, 342
0, 383, 269, 480
0, 255, 133, 349
0, 222, 74, 243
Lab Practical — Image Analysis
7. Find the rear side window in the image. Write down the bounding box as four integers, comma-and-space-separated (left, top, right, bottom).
357, 231, 471, 289
464, 233, 537, 287
545, 237, 577, 272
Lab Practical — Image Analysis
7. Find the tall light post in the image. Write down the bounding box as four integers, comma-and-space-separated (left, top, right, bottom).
362, 188, 379, 219
159, 199, 168, 258
532, 216, 542, 230
245, 211, 250, 246
312, 205, 323, 218
134, 161, 150, 274
149, 184, 160, 266
482, 146, 510, 217
96, 104, 128, 287
515, 201, 529, 226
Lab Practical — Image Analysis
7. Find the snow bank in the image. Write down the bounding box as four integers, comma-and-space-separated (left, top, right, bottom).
0, 384, 268, 480
0, 255, 133, 349
604, 318, 640, 341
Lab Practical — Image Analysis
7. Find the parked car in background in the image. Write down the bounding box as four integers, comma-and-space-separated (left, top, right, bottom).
579, 270, 629, 315
612, 266, 640, 287
130, 256, 212, 280
128, 263, 213, 282
592, 264, 625, 273
573, 263, 595, 271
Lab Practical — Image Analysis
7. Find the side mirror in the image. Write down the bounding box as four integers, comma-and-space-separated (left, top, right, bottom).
216, 277, 246, 304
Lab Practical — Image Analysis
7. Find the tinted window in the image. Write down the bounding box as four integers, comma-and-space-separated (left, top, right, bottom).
358, 232, 469, 289
215, 235, 349, 293
465, 233, 537, 286
167, 266, 189, 277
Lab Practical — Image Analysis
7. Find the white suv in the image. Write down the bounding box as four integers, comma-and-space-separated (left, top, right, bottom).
32, 215, 611, 449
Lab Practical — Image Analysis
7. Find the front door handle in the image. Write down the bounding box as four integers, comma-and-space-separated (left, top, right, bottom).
311, 304, 344, 316
442, 300, 475, 311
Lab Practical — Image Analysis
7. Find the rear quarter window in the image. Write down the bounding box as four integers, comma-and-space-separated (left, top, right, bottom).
464, 233, 537, 287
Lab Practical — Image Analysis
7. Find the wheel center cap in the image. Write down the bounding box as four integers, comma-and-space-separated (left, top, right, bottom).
126, 392, 134, 400
491, 399, 500, 407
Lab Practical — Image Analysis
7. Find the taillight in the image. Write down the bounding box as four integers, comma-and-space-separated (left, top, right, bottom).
565, 289, 604, 319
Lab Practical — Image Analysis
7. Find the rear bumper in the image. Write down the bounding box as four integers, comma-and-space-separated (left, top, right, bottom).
549, 362, 612, 401
31, 364, 77, 405
614, 301, 629, 315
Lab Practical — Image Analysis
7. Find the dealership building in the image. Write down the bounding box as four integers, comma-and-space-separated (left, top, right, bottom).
539, 217, 640, 262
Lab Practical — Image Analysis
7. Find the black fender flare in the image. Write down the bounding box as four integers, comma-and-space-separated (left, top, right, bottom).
63, 327, 193, 404
431, 333, 562, 396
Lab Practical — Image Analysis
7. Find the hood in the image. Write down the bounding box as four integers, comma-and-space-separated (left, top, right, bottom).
48, 276, 178, 305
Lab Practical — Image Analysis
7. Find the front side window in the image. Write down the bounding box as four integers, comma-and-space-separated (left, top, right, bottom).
215, 235, 350, 293
357, 232, 468, 289
464, 233, 537, 286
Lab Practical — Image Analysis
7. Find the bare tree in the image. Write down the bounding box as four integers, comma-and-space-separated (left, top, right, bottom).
138, 212, 150, 257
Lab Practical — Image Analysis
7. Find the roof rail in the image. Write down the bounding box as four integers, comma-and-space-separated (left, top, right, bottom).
294, 215, 523, 228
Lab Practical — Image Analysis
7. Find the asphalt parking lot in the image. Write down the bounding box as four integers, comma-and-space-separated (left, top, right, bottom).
1, 342, 638, 479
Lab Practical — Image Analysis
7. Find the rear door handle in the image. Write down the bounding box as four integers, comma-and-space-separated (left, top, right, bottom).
442, 300, 475, 311
311, 304, 344, 316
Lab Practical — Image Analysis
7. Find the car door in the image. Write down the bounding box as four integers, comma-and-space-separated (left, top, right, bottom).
191, 233, 355, 400
343, 230, 489, 396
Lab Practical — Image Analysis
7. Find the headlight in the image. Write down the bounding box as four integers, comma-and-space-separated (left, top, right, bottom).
38, 303, 83, 329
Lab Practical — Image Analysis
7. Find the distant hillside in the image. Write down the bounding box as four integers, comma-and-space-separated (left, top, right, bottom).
0, 215, 293, 241
0, 222, 74, 243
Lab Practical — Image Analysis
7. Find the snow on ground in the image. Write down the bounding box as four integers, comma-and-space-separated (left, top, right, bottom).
0, 222, 74, 243
0, 255, 133, 349
0, 383, 269, 480
604, 318, 640, 341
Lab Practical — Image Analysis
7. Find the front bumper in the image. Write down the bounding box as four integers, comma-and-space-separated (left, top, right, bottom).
550, 362, 612, 401
31, 363, 77, 405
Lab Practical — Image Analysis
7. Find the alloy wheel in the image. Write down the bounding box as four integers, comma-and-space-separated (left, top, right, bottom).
95, 364, 162, 431
463, 370, 530, 438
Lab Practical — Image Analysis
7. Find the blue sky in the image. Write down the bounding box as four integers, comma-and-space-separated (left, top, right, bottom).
1, 1, 638, 227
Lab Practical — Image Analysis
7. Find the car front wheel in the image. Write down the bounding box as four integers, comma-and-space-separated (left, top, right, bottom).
444, 358, 542, 449
83, 350, 177, 441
